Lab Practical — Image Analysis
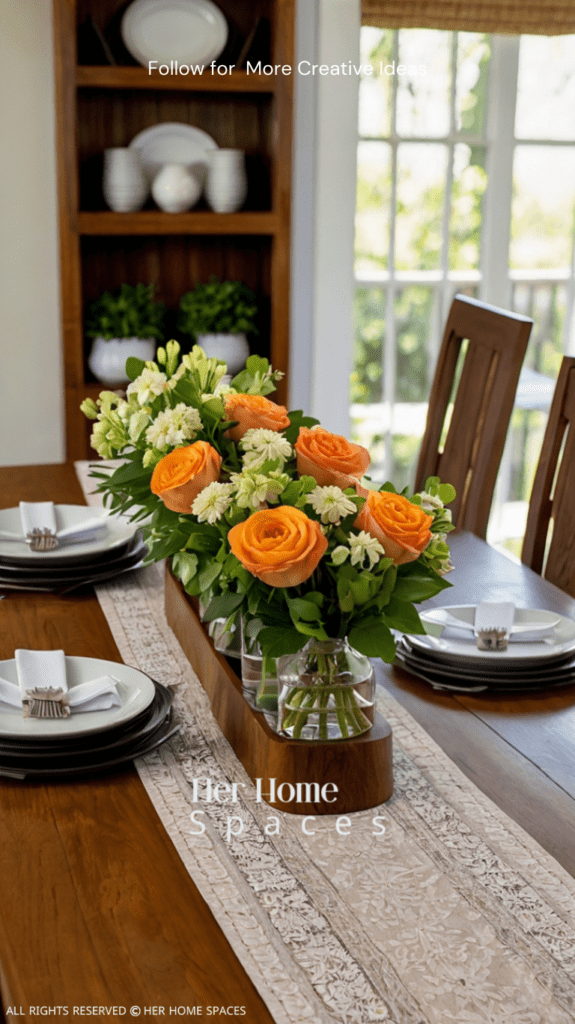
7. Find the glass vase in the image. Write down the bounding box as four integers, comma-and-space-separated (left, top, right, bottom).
277, 638, 375, 741
240, 618, 279, 727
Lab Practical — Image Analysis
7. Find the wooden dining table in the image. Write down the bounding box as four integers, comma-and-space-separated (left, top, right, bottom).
1, 462, 575, 1021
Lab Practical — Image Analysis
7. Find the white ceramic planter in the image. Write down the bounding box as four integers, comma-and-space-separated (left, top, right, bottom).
205, 149, 248, 214
88, 337, 156, 385
103, 148, 148, 213
151, 163, 202, 213
196, 333, 250, 376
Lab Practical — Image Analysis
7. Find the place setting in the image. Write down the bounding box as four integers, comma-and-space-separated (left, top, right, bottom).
0, 501, 148, 593
0, 648, 177, 779
395, 600, 575, 693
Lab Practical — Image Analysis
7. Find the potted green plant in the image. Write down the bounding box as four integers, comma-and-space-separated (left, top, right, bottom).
86, 283, 165, 385
177, 277, 259, 375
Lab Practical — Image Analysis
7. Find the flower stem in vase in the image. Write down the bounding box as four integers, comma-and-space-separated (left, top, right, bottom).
277, 639, 375, 742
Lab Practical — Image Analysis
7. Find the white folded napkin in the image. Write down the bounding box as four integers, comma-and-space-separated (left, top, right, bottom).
422, 603, 557, 643
0, 650, 122, 715
0, 503, 107, 546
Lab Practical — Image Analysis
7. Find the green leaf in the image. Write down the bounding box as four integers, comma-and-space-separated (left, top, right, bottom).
125, 356, 146, 381
202, 591, 245, 622
375, 564, 397, 609
199, 561, 223, 591
438, 483, 456, 504
382, 597, 426, 634
287, 597, 322, 623
284, 409, 320, 445
171, 551, 198, 587
348, 617, 396, 662
293, 621, 329, 640
393, 574, 451, 602
337, 577, 354, 613
257, 626, 308, 659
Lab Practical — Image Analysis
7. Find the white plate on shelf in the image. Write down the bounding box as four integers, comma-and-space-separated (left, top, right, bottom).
0, 656, 156, 739
129, 122, 218, 185
0, 505, 138, 566
409, 606, 575, 664
122, 0, 228, 69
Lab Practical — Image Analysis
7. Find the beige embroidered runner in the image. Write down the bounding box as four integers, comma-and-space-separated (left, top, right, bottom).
77, 463, 575, 1024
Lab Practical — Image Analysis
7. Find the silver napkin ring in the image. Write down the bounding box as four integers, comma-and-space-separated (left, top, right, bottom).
26, 528, 59, 551
22, 687, 71, 719
476, 627, 509, 652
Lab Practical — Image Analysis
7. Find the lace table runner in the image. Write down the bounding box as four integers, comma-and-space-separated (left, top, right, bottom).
77, 463, 575, 1024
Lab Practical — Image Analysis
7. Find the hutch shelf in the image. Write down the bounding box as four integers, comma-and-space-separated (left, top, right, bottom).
53, 0, 294, 459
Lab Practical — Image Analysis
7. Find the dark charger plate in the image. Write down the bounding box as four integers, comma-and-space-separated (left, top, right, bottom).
0, 681, 178, 778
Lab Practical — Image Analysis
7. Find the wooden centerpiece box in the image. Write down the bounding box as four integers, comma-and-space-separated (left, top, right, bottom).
165, 567, 394, 816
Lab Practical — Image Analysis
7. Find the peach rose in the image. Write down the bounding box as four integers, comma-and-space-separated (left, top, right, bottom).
354, 489, 433, 565
224, 393, 290, 442
228, 506, 328, 588
151, 441, 221, 513
295, 426, 370, 489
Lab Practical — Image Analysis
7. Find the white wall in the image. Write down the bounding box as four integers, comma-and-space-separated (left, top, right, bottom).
0, 0, 63, 467
289, 0, 360, 436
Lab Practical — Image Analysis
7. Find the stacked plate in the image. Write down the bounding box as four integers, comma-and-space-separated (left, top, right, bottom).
0, 505, 147, 593
396, 605, 575, 693
0, 656, 177, 779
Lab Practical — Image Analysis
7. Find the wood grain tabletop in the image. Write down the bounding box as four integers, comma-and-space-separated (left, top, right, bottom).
0, 464, 574, 1020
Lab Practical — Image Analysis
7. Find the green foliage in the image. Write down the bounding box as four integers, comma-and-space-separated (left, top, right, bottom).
86, 283, 165, 341
178, 278, 259, 338
230, 355, 283, 397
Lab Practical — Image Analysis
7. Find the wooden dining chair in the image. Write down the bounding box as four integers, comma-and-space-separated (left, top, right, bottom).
521, 356, 575, 596
415, 294, 533, 537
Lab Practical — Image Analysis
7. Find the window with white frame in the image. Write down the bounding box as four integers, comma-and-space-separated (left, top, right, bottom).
352, 28, 575, 555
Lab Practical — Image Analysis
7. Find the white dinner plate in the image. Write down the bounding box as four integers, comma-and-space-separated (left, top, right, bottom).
0, 656, 156, 739
409, 606, 575, 664
122, 0, 228, 69
129, 122, 218, 185
0, 506, 138, 566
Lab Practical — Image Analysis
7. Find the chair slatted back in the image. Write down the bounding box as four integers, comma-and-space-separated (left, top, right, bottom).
522, 356, 575, 596
415, 295, 532, 537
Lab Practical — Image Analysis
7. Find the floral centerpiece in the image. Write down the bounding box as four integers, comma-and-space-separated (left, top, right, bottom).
82, 341, 455, 740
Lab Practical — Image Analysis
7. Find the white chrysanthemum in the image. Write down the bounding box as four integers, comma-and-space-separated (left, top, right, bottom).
192, 482, 234, 524
240, 429, 293, 470
127, 368, 168, 406
307, 485, 357, 525
349, 530, 385, 567
145, 404, 202, 450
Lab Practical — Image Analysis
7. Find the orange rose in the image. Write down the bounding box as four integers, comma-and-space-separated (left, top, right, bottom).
355, 489, 433, 565
151, 441, 221, 513
228, 506, 327, 588
295, 426, 370, 489
224, 393, 290, 442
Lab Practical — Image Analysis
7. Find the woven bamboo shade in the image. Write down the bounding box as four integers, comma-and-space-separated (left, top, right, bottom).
362, 0, 575, 35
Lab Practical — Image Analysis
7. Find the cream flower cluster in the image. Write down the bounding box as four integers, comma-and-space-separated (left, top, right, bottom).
332, 530, 385, 567
230, 468, 290, 510
306, 485, 357, 525
126, 368, 168, 406
145, 403, 202, 450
